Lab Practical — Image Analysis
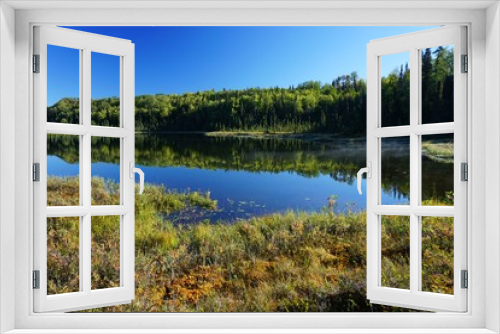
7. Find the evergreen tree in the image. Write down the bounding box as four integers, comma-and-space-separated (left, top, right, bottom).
47, 47, 454, 135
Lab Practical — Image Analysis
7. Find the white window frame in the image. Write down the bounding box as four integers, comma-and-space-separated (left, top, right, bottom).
33, 26, 136, 313
365, 26, 467, 312
1, 2, 498, 333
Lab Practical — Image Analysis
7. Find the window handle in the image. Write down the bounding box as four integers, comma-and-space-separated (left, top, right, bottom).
357, 162, 371, 195
129, 162, 145, 194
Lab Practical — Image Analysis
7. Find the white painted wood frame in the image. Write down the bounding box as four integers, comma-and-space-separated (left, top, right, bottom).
366, 26, 467, 312
32, 26, 135, 312
5, 5, 492, 333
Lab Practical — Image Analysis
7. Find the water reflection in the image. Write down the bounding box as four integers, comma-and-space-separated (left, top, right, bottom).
47, 134, 453, 222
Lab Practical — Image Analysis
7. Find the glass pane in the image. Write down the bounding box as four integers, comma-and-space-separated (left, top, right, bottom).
381, 51, 410, 127
422, 134, 454, 205
91, 215, 120, 290
381, 215, 410, 289
421, 45, 454, 124
91, 52, 120, 127
91, 137, 121, 205
47, 134, 80, 206
47, 45, 80, 124
381, 137, 410, 205
421, 216, 454, 294
47, 217, 80, 294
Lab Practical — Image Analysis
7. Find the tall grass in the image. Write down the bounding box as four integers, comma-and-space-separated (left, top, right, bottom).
421, 142, 454, 163
47, 176, 453, 312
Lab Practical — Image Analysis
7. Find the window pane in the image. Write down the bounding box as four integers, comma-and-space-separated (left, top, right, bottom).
421, 134, 454, 205
91, 52, 120, 127
91, 215, 120, 290
91, 137, 121, 205
47, 217, 80, 294
381, 52, 410, 127
381, 215, 410, 290
47, 45, 80, 124
47, 134, 80, 206
421, 216, 454, 294
421, 45, 454, 124
381, 137, 410, 205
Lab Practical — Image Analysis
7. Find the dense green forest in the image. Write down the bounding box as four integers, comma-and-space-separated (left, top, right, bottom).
47, 47, 454, 134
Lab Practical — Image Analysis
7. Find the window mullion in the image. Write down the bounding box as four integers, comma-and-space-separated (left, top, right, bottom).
373, 123, 454, 138
409, 47, 420, 294
373, 205, 454, 217
78, 48, 84, 293
82, 214, 91, 293
82, 48, 92, 294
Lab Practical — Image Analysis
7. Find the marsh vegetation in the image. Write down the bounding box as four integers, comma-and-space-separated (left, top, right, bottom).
47, 177, 453, 312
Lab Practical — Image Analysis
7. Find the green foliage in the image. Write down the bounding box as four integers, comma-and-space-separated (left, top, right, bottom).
47, 98, 80, 124
381, 216, 410, 289
421, 216, 454, 294
47, 177, 452, 312
47, 177, 80, 206
381, 46, 454, 127
90, 216, 121, 290
47, 217, 80, 294
422, 46, 455, 124
47, 48, 454, 136
381, 64, 410, 127
421, 141, 454, 163
49, 76, 366, 134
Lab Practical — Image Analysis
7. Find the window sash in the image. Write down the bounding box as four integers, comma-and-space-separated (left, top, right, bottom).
33, 26, 136, 313
366, 26, 467, 312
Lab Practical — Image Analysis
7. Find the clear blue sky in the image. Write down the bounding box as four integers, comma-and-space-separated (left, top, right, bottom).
47, 26, 437, 106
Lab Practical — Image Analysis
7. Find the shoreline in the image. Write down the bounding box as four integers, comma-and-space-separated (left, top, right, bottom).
135, 130, 367, 141
133, 131, 452, 161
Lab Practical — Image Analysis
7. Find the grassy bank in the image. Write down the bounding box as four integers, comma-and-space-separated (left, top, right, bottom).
421, 141, 454, 163
203, 131, 366, 143
47, 177, 453, 312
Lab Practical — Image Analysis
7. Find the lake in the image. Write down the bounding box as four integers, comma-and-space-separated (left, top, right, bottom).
47, 133, 453, 223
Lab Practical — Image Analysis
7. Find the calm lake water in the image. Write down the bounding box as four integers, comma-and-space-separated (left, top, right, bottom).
47, 134, 453, 223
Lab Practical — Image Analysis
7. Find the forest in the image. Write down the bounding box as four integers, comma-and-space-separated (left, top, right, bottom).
47, 47, 454, 133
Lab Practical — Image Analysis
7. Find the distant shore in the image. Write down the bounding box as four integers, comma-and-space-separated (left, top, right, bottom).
135, 130, 366, 141
134, 130, 453, 162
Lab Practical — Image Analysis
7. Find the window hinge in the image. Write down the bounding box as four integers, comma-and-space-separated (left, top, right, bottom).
33, 54, 40, 73
461, 162, 468, 181
461, 270, 468, 289
33, 163, 40, 182
461, 54, 468, 73
33, 270, 40, 289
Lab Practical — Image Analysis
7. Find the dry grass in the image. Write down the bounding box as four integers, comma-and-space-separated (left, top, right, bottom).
47, 176, 453, 312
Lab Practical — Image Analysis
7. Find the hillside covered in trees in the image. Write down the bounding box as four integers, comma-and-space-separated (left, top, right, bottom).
47, 47, 453, 134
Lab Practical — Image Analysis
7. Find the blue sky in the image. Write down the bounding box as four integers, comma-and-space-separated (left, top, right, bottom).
47, 26, 436, 106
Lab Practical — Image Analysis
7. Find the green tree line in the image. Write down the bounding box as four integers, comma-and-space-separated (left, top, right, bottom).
47, 47, 453, 134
